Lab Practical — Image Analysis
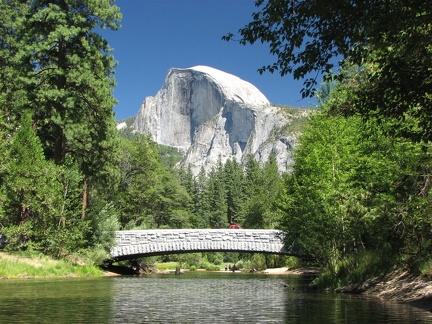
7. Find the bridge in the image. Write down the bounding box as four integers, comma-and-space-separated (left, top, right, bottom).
110, 229, 295, 261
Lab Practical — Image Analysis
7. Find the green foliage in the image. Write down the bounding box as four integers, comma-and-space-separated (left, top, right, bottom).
278, 111, 425, 266
223, 159, 245, 225
275, 56, 432, 285
2, 112, 63, 251
225, 1, 432, 133
241, 153, 283, 229
90, 202, 120, 250
198, 260, 222, 271
205, 252, 224, 265
157, 144, 185, 169
0, 252, 105, 278
285, 256, 302, 270
248, 254, 267, 270
116, 135, 194, 229
78, 247, 112, 267
44, 219, 91, 258
313, 250, 397, 289
154, 262, 179, 271
192, 167, 212, 228
206, 159, 228, 228
0, 1, 122, 260
171, 153, 286, 231
418, 258, 432, 279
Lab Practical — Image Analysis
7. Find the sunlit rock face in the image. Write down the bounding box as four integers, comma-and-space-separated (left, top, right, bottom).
132, 66, 299, 175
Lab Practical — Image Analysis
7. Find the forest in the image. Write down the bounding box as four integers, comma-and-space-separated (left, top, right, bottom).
1, 1, 431, 284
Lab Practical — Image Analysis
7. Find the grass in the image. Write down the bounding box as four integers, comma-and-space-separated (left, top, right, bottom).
154, 262, 179, 271
154, 261, 222, 272
0, 252, 106, 278
312, 250, 396, 289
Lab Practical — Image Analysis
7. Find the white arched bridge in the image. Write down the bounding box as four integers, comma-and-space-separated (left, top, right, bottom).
110, 229, 297, 261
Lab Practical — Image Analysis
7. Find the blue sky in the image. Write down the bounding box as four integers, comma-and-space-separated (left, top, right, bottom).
104, 0, 318, 120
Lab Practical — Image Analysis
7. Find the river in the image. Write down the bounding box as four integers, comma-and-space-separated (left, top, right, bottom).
0, 272, 430, 323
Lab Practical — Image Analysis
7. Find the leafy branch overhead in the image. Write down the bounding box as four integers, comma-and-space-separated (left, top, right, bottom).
224, 0, 432, 143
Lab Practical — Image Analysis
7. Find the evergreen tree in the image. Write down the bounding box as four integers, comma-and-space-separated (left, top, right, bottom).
177, 165, 196, 219
240, 153, 283, 229
116, 135, 193, 229
241, 155, 265, 228
0, 1, 30, 124
206, 160, 228, 228
193, 167, 211, 228
2, 0, 122, 219
0, 111, 12, 220
2, 112, 62, 250
223, 159, 245, 225
261, 152, 283, 228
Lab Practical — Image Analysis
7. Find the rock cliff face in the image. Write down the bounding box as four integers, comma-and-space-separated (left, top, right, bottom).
132, 66, 304, 175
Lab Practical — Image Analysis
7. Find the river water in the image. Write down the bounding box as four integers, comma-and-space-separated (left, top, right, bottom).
0, 272, 430, 323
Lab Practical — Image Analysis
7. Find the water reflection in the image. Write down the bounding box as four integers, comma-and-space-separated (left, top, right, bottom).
111, 273, 432, 323
112, 274, 290, 323
0, 273, 430, 323
0, 278, 114, 323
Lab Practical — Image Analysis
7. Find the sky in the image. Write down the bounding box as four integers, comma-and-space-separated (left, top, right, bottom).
103, 0, 318, 121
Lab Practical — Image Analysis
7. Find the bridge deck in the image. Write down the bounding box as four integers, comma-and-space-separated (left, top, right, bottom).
110, 229, 293, 260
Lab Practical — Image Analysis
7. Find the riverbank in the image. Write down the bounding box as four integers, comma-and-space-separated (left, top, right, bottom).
262, 266, 320, 275
0, 252, 107, 279
335, 270, 432, 311
1, 252, 431, 311
262, 266, 432, 311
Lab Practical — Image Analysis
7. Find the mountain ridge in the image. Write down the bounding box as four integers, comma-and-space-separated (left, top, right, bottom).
121, 66, 310, 175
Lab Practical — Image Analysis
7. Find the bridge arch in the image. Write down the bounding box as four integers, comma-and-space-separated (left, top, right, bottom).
110, 229, 295, 261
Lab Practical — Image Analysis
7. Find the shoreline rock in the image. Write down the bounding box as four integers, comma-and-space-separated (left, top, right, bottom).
262, 266, 432, 311
335, 270, 432, 311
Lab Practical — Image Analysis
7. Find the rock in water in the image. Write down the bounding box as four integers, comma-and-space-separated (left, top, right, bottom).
132, 65, 305, 175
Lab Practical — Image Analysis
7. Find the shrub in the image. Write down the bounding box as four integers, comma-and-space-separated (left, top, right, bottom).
418, 258, 432, 279
313, 249, 397, 289
285, 256, 302, 269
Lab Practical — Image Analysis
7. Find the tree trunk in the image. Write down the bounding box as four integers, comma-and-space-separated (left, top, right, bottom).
81, 177, 88, 219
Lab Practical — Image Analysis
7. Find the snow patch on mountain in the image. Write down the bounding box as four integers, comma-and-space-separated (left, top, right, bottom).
189, 65, 270, 107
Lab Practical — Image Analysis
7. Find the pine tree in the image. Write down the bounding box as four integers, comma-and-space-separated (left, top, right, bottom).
223, 158, 245, 225
241, 155, 264, 228
207, 160, 228, 228
261, 152, 283, 228
193, 167, 211, 228
2, 112, 62, 250
2, 0, 122, 219
116, 135, 193, 229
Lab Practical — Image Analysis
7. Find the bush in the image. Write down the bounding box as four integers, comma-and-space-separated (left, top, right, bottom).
199, 260, 222, 271
206, 252, 223, 265
247, 254, 267, 270
418, 258, 432, 279
222, 252, 238, 264
313, 249, 397, 289
155, 262, 178, 271
285, 256, 302, 269
78, 246, 111, 266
